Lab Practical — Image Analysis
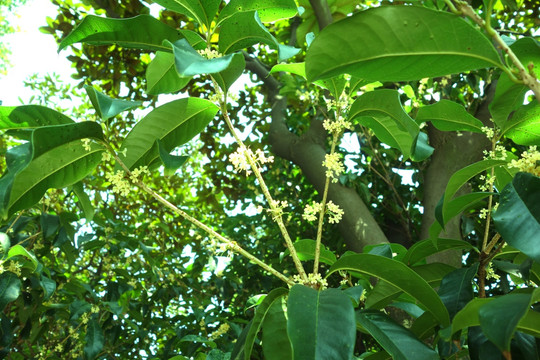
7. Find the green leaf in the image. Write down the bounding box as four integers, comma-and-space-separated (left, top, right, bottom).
328, 254, 450, 326
218, 11, 299, 60
348, 90, 419, 159
165, 39, 240, 77
218, 0, 298, 24
262, 297, 293, 360
479, 292, 536, 351
0, 272, 20, 311
6, 245, 39, 272
40, 275, 56, 300
411, 132, 434, 162
437, 192, 492, 226
305, 6, 502, 82
72, 182, 95, 221
1, 122, 104, 219
490, 38, 540, 127
84, 86, 141, 121
270, 62, 306, 78
59, 15, 183, 52
212, 52, 246, 92
287, 285, 355, 360
152, 0, 221, 27
146, 51, 191, 95
441, 159, 507, 226
416, 100, 484, 133
0, 105, 73, 130
244, 288, 288, 360
289, 239, 337, 265
366, 263, 455, 310
493, 172, 540, 262
501, 100, 540, 146
403, 238, 475, 266
357, 310, 439, 360
438, 264, 479, 320
118, 97, 218, 170
0, 233, 10, 254
84, 319, 105, 360
156, 139, 189, 172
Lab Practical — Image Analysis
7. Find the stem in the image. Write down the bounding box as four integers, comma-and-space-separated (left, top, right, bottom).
454, 0, 540, 101
213, 78, 308, 281
109, 148, 294, 286
313, 136, 336, 274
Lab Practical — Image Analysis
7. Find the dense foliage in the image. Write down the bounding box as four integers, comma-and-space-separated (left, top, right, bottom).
0, 0, 539, 359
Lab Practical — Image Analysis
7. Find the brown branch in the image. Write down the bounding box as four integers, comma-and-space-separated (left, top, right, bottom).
309, 0, 333, 30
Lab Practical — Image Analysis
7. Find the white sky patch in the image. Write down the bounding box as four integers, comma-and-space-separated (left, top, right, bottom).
0, 0, 74, 106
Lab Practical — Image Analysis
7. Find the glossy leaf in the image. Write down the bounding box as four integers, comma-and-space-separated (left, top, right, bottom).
84, 319, 105, 360
212, 52, 246, 92
411, 132, 434, 162
501, 101, 540, 146
72, 182, 95, 221
152, 0, 220, 27
156, 139, 189, 172
59, 15, 183, 52
479, 292, 535, 351
146, 51, 191, 95
84, 86, 141, 121
416, 100, 484, 133
262, 297, 293, 360
40, 276, 56, 300
437, 192, 492, 226
328, 254, 450, 326
218, 11, 299, 60
366, 263, 455, 310
269, 62, 306, 78
357, 310, 438, 360
305, 6, 502, 82
467, 326, 503, 360
6, 140, 104, 217
118, 97, 218, 170
438, 264, 479, 320
289, 239, 337, 265
403, 238, 475, 266
165, 39, 240, 77
0, 105, 73, 130
490, 38, 540, 127
493, 172, 540, 262
287, 285, 355, 360
0, 272, 20, 311
348, 90, 419, 159
244, 288, 288, 360
6, 245, 39, 272
218, 0, 298, 24
441, 159, 507, 225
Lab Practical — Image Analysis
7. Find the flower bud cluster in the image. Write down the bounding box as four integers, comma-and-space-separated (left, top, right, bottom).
302, 200, 344, 224
293, 272, 328, 289
322, 153, 345, 183
508, 146, 540, 177
197, 48, 221, 59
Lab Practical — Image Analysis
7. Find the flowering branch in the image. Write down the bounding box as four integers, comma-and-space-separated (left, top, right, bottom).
451, 0, 540, 101
104, 144, 294, 286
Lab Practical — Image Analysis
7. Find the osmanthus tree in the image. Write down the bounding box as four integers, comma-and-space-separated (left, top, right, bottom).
0, 0, 540, 359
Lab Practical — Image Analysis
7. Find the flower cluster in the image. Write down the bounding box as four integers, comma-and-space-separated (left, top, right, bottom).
302, 200, 344, 224
323, 116, 352, 136
293, 272, 328, 289
101, 151, 112, 162
198, 48, 221, 59
324, 96, 351, 112
323, 153, 345, 182
267, 199, 288, 221
210, 323, 230, 340
482, 144, 507, 161
81, 138, 92, 152
229, 146, 274, 175
105, 170, 131, 196
129, 166, 150, 183
481, 126, 496, 139
478, 173, 496, 191
508, 146, 540, 177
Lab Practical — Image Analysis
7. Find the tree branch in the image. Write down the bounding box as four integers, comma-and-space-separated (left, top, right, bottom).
309, 0, 333, 30
245, 54, 389, 250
